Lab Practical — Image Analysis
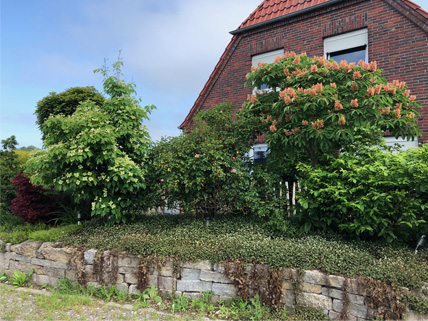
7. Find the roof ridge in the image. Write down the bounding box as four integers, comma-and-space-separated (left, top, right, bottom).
237, 0, 428, 32
238, 0, 333, 29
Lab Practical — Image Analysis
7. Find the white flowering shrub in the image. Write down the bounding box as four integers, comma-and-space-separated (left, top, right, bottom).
26, 58, 155, 223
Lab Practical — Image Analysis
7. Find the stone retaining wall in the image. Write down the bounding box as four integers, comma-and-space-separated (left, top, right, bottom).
0, 240, 426, 321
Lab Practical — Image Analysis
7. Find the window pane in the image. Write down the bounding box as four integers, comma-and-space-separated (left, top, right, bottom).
330, 47, 366, 63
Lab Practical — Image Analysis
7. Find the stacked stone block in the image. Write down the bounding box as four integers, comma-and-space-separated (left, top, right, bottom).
0, 240, 426, 321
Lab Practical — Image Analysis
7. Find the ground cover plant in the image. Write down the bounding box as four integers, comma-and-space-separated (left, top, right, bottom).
61, 214, 428, 290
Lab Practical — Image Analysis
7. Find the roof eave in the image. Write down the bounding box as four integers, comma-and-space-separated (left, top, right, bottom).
230, 0, 345, 35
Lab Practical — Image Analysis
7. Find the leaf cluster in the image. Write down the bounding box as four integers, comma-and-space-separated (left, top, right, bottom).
26, 58, 155, 224
35, 86, 105, 139
146, 103, 256, 218
10, 173, 60, 223
296, 144, 428, 243
244, 53, 421, 166
0, 136, 21, 208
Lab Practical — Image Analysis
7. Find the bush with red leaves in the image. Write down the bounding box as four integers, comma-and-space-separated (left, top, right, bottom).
10, 173, 58, 223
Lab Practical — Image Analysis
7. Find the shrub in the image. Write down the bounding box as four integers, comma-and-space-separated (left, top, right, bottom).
147, 103, 255, 218
10, 173, 59, 223
28, 224, 82, 242
0, 222, 46, 244
296, 144, 428, 243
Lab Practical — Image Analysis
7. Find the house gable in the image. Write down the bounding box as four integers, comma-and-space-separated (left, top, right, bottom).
180, 0, 428, 143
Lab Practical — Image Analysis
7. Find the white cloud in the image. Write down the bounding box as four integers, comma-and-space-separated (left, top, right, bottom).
1, 0, 262, 144
61, 0, 261, 93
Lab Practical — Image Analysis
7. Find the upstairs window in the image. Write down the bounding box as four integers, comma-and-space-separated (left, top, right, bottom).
324, 29, 368, 63
251, 49, 284, 92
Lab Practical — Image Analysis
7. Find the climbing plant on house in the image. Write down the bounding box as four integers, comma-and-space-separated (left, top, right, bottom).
26, 57, 155, 223
244, 52, 421, 167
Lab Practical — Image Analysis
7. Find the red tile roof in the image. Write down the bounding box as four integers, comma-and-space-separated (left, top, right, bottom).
234, 0, 428, 33
239, 0, 332, 30
402, 0, 428, 19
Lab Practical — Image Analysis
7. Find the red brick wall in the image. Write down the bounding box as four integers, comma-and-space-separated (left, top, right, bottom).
185, 0, 428, 144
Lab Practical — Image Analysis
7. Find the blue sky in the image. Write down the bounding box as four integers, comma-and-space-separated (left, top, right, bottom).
1, 0, 261, 148
2, 0, 427, 149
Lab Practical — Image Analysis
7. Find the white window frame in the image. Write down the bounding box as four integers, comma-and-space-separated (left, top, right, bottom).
324, 28, 368, 62
248, 143, 269, 164
384, 136, 418, 151
251, 49, 284, 94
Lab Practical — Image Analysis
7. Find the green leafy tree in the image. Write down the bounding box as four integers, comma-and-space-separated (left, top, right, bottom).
0, 136, 20, 208
26, 58, 155, 223
147, 103, 255, 218
244, 52, 421, 167
18, 145, 39, 151
35, 86, 105, 139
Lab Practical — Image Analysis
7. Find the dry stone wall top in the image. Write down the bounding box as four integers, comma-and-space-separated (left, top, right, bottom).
0, 240, 426, 321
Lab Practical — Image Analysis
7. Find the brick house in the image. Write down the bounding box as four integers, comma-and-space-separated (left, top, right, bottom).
180, 0, 428, 154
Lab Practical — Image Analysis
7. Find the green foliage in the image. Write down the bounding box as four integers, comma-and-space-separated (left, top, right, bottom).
0, 222, 46, 244
26, 57, 155, 224
296, 144, 428, 243
218, 295, 273, 320
49, 203, 82, 225
18, 145, 39, 152
54, 278, 128, 303
287, 305, 331, 321
62, 214, 428, 289
28, 224, 82, 242
0, 222, 80, 244
0, 206, 24, 229
244, 53, 421, 167
190, 291, 215, 313
0, 136, 21, 209
147, 103, 255, 218
0, 273, 8, 283
35, 86, 105, 139
403, 293, 428, 315
170, 294, 190, 313
11, 269, 33, 287
14, 150, 32, 167
135, 285, 162, 307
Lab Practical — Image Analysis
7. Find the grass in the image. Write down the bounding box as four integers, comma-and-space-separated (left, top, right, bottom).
0, 283, 201, 321
0, 281, 332, 321
61, 213, 428, 289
